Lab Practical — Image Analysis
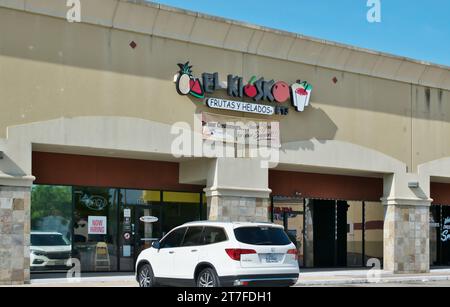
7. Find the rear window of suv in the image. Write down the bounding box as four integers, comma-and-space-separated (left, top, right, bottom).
234, 226, 291, 246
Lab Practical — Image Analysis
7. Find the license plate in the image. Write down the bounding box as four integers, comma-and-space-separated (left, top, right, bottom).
49, 260, 67, 266
265, 254, 280, 263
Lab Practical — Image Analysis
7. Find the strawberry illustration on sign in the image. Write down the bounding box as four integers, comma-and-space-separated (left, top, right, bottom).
176, 62, 205, 99
291, 81, 312, 112
296, 88, 308, 96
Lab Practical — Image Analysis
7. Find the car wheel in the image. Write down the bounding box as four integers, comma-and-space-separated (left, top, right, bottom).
197, 267, 220, 287
138, 264, 155, 288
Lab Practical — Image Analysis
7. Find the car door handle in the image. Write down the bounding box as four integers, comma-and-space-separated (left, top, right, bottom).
169, 251, 175, 254
191, 249, 198, 252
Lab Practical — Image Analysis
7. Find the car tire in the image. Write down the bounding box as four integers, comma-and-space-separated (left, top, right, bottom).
138, 263, 155, 288
196, 267, 220, 288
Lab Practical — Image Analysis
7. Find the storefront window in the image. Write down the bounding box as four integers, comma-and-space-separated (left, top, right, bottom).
430, 205, 440, 266
31, 185, 204, 273
440, 206, 450, 265
271, 197, 384, 268
347, 201, 363, 266
162, 192, 202, 235
73, 187, 118, 272
202, 193, 207, 220
30, 185, 72, 272
364, 202, 384, 265
429, 205, 450, 266
272, 197, 304, 266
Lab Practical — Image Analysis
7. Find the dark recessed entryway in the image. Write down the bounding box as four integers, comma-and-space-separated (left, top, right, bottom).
312, 200, 348, 267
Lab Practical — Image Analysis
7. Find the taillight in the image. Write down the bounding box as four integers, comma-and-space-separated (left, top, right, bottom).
287, 249, 298, 260
225, 249, 257, 261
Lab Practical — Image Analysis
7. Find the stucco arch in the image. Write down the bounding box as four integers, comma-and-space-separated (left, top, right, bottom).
0, 116, 410, 187
0, 116, 200, 184
0, 116, 415, 196
419, 157, 450, 181
277, 139, 406, 176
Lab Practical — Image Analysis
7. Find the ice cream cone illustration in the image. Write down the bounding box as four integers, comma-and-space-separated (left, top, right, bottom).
291, 81, 312, 112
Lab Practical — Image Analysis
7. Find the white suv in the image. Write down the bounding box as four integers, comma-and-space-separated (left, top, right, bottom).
136, 221, 299, 287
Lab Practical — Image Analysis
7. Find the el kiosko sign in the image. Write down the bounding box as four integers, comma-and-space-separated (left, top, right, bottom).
174, 62, 313, 116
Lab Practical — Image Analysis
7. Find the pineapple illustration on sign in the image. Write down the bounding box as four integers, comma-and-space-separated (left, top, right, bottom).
176, 62, 205, 99
291, 81, 313, 112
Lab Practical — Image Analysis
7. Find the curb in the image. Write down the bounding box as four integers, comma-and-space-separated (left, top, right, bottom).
296, 275, 450, 286
31, 276, 136, 285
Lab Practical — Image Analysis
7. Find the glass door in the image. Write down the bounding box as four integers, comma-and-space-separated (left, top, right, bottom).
272, 196, 304, 267
134, 206, 162, 261
119, 204, 162, 271
118, 189, 162, 271
441, 206, 450, 265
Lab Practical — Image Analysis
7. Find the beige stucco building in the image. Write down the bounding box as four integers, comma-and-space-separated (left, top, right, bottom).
1, 0, 450, 285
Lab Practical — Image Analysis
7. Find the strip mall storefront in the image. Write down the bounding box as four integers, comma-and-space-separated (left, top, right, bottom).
30, 153, 385, 273
270, 171, 384, 268
30, 152, 205, 272
1, 1, 450, 284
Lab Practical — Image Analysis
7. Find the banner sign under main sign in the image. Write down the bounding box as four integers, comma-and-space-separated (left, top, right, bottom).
206, 98, 274, 115
202, 112, 280, 148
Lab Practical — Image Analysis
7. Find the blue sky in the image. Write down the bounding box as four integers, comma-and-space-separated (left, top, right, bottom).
151, 0, 450, 67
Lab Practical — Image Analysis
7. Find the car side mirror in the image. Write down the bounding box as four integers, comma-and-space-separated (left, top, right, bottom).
152, 241, 161, 250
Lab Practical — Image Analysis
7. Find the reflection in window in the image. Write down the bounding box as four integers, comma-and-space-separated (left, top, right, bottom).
203, 227, 227, 244
30, 185, 72, 272
73, 187, 118, 272
430, 205, 440, 266
347, 201, 363, 266
162, 192, 201, 235
364, 202, 384, 264
118, 189, 163, 272
272, 199, 304, 266
440, 206, 450, 265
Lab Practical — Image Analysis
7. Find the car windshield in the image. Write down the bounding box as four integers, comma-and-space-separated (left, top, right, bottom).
31, 234, 70, 246
234, 226, 291, 246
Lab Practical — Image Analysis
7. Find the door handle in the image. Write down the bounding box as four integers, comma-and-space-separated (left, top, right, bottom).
191, 249, 198, 252
169, 251, 175, 254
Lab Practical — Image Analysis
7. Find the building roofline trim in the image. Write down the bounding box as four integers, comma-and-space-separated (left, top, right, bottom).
1, 0, 449, 90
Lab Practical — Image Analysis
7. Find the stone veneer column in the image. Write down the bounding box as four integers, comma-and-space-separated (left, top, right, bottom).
0, 186, 31, 285
383, 199, 431, 274
203, 157, 271, 223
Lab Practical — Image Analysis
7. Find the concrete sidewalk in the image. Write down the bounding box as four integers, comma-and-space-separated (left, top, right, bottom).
295, 268, 450, 286
5, 273, 139, 287
3, 268, 450, 287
